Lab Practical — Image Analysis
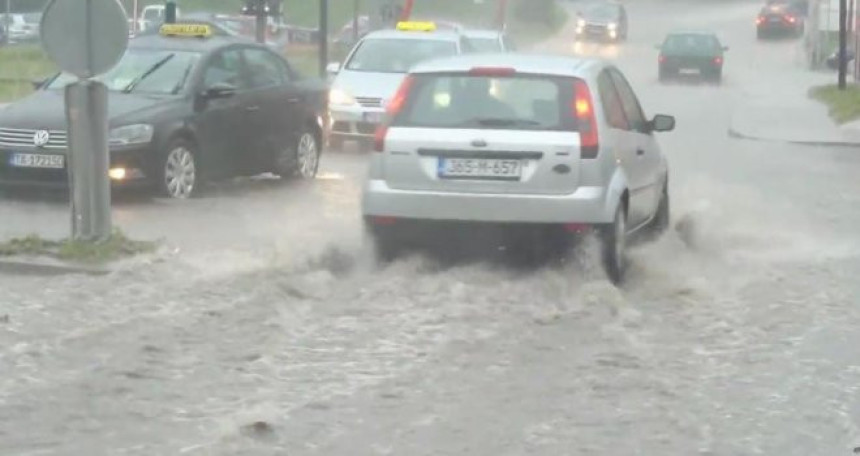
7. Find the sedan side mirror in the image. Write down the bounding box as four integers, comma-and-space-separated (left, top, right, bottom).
326, 62, 341, 75
650, 114, 675, 132
202, 82, 237, 99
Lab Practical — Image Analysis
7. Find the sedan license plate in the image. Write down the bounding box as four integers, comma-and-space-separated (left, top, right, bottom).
8, 153, 65, 169
438, 158, 522, 180
362, 112, 384, 124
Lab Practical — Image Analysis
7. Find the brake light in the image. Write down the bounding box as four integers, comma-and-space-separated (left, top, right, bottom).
756, 16, 764, 24
658, 54, 667, 63
468, 66, 517, 77
573, 79, 599, 159
713, 56, 723, 65
373, 75, 415, 152
785, 14, 796, 23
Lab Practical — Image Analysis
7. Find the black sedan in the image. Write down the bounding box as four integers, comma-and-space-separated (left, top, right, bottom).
0, 22, 328, 198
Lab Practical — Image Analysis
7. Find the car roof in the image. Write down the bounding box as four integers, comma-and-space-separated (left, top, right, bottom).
410, 53, 604, 78
361, 28, 464, 42
129, 33, 251, 53
461, 29, 504, 39
666, 30, 719, 37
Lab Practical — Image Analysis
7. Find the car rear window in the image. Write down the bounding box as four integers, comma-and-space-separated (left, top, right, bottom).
663, 34, 720, 52
394, 74, 576, 131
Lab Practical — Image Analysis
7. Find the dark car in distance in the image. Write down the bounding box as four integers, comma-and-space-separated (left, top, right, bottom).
658, 31, 728, 83
757, 4, 805, 38
0, 22, 328, 199
574, 2, 629, 43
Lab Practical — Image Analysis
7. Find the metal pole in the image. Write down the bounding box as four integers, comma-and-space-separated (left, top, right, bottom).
840, 0, 848, 88
165, 0, 176, 24
319, 0, 328, 77
400, 0, 414, 21
352, 0, 359, 43
132, 0, 139, 34
4, 0, 11, 44
255, 0, 266, 43
65, 80, 112, 241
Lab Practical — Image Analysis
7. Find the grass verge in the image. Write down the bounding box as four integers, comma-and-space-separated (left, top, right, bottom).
0, 44, 56, 102
809, 84, 860, 124
0, 230, 156, 264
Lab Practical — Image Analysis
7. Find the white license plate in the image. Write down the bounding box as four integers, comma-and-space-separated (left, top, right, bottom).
438, 158, 522, 180
679, 68, 701, 75
362, 112, 383, 123
8, 153, 65, 169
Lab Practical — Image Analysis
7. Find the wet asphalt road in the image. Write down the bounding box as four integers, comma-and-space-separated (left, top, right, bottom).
3, 0, 860, 454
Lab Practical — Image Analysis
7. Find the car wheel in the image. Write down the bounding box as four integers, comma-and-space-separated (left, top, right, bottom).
365, 225, 401, 264
274, 129, 320, 179
601, 203, 627, 284
644, 183, 670, 241
158, 139, 199, 199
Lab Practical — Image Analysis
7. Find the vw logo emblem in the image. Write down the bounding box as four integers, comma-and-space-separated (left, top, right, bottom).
33, 130, 50, 148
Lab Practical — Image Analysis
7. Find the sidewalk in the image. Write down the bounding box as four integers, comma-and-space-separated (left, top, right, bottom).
728, 74, 860, 147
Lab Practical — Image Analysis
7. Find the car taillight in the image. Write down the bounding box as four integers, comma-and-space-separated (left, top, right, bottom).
658, 54, 667, 63
469, 66, 517, 77
756, 16, 764, 24
373, 75, 415, 152
573, 79, 599, 159
713, 56, 723, 65
785, 14, 796, 23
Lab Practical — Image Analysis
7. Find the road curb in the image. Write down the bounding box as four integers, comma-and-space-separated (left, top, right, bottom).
0, 258, 110, 276
727, 127, 860, 148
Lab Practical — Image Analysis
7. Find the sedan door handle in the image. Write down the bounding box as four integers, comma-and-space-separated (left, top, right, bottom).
246, 105, 261, 112
636, 148, 645, 156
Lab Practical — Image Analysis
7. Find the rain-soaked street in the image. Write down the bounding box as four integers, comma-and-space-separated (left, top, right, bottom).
3, 0, 860, 454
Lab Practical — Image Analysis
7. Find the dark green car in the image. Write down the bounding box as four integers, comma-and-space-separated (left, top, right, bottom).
657, 31, 728, 83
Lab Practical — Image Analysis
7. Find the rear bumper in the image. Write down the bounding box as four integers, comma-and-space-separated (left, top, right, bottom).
362, 179, 614, 224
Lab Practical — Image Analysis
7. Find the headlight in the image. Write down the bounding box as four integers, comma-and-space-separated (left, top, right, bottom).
329, 88, 356, 106
607, 23, 618, 30
109, 124, 154, 146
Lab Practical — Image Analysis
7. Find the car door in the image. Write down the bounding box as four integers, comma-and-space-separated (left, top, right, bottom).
193, 47, 250, 178
240, 46, 300, 173
609, 68, 663, 225
596, 70, 648, 222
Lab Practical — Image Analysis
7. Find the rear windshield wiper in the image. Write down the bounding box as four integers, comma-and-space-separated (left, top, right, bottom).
123, 54, 176, 93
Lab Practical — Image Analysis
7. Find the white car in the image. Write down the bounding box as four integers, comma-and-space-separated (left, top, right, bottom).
0, 13, 39, 42
362, 54, 676, 282
326, 21, 475, 150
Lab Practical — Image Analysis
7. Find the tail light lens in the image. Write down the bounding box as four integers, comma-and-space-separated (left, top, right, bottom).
785, 15, 796, 23
713, 56, 723, 65
373, 75, 416, 152
756, 16, 764, 24
573, 79, 599, 159
658, 54, 667, 63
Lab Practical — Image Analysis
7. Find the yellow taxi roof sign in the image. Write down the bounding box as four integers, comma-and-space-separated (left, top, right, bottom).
159, 23, 213, 38
396, 21, 437, 32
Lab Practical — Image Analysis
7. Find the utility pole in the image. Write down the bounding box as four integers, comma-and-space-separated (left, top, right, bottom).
165, 0, 176, 23
320, 0, 328, 77
839, 0, 848, 88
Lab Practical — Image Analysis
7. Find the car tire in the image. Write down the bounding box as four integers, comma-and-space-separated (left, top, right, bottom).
644, 183, 670, 241
274, 129, 320, 179
365, 225, 401, 264
157, 138, 200, 199
601, 203, 628, 284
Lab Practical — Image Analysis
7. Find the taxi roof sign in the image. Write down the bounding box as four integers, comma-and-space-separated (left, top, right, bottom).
396, 21, 437, 32
159, 23, 213, 38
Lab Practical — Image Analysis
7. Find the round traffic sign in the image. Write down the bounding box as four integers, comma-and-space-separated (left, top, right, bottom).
40, 0, 129, 79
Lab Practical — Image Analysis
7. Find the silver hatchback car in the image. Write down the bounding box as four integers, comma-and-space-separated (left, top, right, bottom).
362, 54, 675, 282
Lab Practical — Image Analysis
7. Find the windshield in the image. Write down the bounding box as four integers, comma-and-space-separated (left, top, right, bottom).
46, 49, 200, 94
143, 9, 163, 21
344, 38, 458, 73
396, 74, 571, 131
465, 37, 503, 53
